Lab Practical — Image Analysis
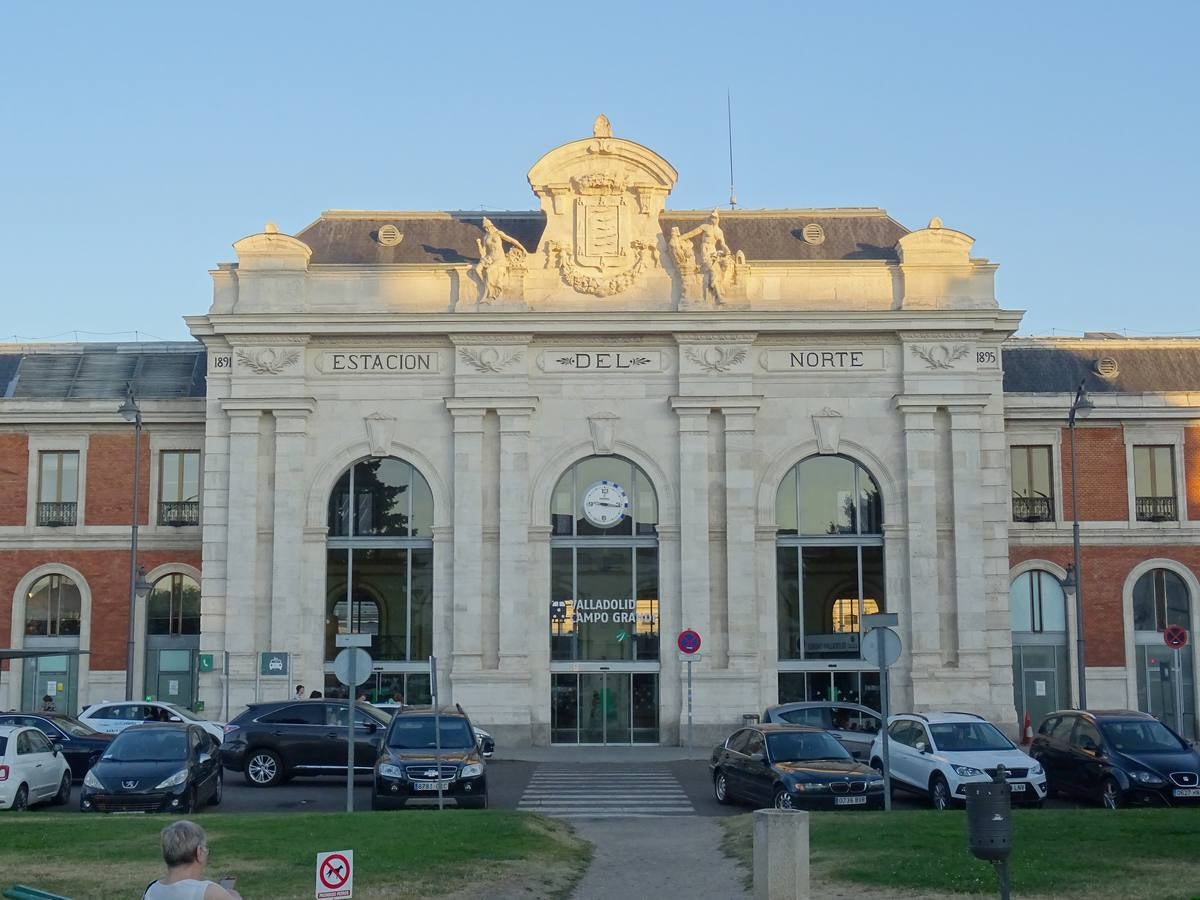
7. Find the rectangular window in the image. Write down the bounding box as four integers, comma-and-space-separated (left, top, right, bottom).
37, 451, 78, 526
1010, 446, 1054, 522
1133, 445, 1177, 521
159, 451, 201, 526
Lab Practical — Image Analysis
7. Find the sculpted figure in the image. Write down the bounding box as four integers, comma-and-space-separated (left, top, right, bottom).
668, 226, 696, 274
475, 217, 526, 302
678, 209, 735, 300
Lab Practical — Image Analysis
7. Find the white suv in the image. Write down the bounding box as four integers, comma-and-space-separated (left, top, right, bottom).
869, 712, 1047, 809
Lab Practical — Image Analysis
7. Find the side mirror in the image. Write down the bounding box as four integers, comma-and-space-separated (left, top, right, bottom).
749, 751, 765, 763
52, 743, 62, 756
915, 741, 928, 753
481, 737, 495, 756
198, 752, 212, 765
168, 716, 183, 723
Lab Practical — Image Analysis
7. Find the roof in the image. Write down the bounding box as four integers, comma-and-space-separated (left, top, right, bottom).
0, 343, 206, 400
1003, 339, 1200, 393
294, 208, 909, 266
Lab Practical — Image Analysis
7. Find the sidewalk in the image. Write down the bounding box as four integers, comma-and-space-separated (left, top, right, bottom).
569, 816, 749, 900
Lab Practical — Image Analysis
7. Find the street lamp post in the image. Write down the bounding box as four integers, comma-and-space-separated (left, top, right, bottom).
119, 386, 150, 701
1067, 379, 1092, 709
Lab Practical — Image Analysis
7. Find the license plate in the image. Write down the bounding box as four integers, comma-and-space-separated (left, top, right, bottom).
834, 796, 867, 806
413, 781, 451, 791
1009, 783, 1026, 792
1173, 788, 1200, 798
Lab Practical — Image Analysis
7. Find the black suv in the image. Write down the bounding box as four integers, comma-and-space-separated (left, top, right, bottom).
373, 707, 489, 809
1031, 709, 1200, 808
220, 700, 390, 786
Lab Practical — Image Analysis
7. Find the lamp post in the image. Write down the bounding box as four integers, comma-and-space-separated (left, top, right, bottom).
1067, 379, 1092, 709
119, 386, 148, 701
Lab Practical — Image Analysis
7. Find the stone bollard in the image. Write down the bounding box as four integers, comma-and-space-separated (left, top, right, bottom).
753, 808, 810, 900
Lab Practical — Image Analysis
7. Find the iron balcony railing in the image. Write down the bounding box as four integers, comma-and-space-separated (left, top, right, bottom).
1011, 495, 1053, 523
159, 500, 200, 527
1136, 495, 1177, 522
37, 501, 77, 527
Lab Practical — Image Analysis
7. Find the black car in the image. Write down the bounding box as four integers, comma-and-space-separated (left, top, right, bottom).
710, 724, 885, 810
373, 708, 488, 809
0, 712, 112, 781
80, 723, 222, 813
1031, 709, 1200, 809
221, 699, 390, 787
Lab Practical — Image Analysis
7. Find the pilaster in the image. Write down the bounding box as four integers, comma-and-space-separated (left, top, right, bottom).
896, 400, 940, 681
497, 401, 538, 673
949, 406, 987, 661
446, 403, 485, 674
222, 406, 262, 658
270, 404, 315, 652
670, 401, 712, 649
723, 402, 761, 670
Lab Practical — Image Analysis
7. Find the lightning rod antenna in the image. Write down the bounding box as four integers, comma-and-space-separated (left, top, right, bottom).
727, 90, 737, 210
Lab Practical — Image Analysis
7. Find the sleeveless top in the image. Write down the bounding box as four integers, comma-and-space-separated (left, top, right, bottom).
144, 878, 216, 899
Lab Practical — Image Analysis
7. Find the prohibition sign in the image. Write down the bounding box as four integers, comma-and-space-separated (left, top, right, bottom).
320, 854, 350, 890
1164, 624, 1189, 650
678, 629, 702, 655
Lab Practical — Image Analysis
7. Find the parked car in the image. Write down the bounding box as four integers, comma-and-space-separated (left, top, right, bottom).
710, 724, 885, 810
79, 701, 225, 744
371, 703, 496, 758
0, 712, 112, 781
0, 725, 73, 811
220, 699, 391, 786
372, 707, 489, 809
1030, 709, 1200, 809
870, 712, 1047, 810
81, 723, 222, 813
761, 702, 882, 761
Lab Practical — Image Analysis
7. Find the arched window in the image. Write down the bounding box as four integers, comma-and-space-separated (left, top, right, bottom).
325, 458, 434, 668
1133, 568, 1189, 633
147, 573, 201, 635
24, 574, 81, 636
775, 455, 884, 706
549, 456, 659, 744
1009, 569, 1069, 727
1009, 570, 1066, 633
1131, 567, 1196, 738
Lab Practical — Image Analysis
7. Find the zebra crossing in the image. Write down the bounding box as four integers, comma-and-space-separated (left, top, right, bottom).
517, 766, 695, 818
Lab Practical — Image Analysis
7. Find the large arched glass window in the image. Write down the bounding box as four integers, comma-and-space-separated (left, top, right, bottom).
1009, 571, 1066, 633
24, 573, 81, 636
147, 573, 201, 635
1132, 567, 1195, 738
325, 458, 434, 667
549, 456, 659, 744
1009, 569, 1068, 727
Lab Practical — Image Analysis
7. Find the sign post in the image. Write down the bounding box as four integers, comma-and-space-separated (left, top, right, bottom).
334, 641, 372, 813
1164, 625, 1189, 734
430, 655, 443, 811
862, 613, 901, 812
677, 630, 702, 753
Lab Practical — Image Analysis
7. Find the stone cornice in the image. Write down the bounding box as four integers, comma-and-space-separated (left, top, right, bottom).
449, 334, 533, 346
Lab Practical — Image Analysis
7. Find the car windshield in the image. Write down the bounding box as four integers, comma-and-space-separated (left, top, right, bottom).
102, 730, 187, 762
767, 731, 851, 762
387, 717, 474, 750
1101, 720, 1186, 753
929, 722, 1013, 752
56, 717, 101, 737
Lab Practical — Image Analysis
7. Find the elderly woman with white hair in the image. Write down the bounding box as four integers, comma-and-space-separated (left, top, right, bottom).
143, 820, 242, 899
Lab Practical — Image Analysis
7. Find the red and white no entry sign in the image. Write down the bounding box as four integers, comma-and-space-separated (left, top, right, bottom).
1164, 624, 1189, 650
316, 850, 354, 898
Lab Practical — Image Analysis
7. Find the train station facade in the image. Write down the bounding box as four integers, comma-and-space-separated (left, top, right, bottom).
2, 119, 1197, 745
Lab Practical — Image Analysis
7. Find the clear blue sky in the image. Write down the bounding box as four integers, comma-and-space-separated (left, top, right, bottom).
2, 2, 1196, 342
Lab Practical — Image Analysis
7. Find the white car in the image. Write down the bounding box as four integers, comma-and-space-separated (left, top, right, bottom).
372, 703, 495, 758
869, 712, 1047, 810
79, 701, 225, 745
0, 725, 73, 810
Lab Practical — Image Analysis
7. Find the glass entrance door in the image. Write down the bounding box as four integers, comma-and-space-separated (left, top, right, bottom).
1138, 644, 1197, 740
1012, 641, 1068, 730
21, 653, 78, 714
551, 672, 658, 744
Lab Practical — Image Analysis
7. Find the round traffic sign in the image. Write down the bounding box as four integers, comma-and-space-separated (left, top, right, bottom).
861, 627, 902, 667
1164, 624, 1189, 650
333, 648, 373, 686
320, 853, 350, 889
677, 629, 702, 655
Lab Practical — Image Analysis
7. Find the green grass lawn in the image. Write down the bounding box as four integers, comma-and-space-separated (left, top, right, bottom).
721, 808, 1200, 898
0, 810, 589, 900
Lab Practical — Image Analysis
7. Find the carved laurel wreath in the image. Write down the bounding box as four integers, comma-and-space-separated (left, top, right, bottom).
685, 346, 748, 374
236, 348, 301, 375
458, 347, 523, 374
910, 344, 970, 370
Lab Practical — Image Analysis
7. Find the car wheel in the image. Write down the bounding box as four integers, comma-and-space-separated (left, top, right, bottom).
245, 749, 283, 787
930, 775, 952, 811
12, 784, 29, 811
713, 770, 732, 805
52, 772, 71, 806
209, 774, 223, 806
1101, 778, 1121, 810
772, 786, 795, 810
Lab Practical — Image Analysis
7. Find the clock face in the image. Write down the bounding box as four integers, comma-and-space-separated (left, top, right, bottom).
581, 480, 630, 528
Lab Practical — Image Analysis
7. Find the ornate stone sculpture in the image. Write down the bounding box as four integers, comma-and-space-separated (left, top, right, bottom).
676, 209, 747, 302
474, 217, 528, 302
668, 226, 696, 275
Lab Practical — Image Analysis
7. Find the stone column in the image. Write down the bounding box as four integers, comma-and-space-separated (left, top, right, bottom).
270, 408, 312, 652
431, 525, 455, 698
447, 403, 484, 675
656, 523, 682, 745
723, 403, 760, 670
897, 401, 941, 676
222, 405, 262, 709
672, 405, 711, 643
949, 406, 986, 661
497, 402, 537, 673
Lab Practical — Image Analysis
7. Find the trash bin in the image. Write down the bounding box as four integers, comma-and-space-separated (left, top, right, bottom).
742, 713, 760, 726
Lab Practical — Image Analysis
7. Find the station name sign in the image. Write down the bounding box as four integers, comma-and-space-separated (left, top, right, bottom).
761, 348, 886, 372
316, 351, 440, 374
538, 350, 666, 373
